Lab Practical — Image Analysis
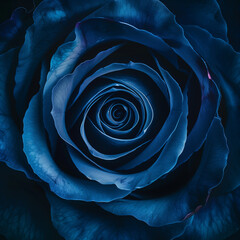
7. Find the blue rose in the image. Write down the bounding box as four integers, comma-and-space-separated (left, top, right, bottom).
0, 0, 239, 239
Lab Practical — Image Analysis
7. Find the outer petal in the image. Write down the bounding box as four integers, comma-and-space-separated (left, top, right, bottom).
0, 6, 37, 179
0, 7, 32, 53
176, 187, 240, 240
13, 0, 110, 117
0, 48, 37, 180
90, 0, 215, 80
46, 191, 192, 240
183, 25, 240, 195
100, 117, 228, 227
0, 163, 62, 240
161, 0, 228, 41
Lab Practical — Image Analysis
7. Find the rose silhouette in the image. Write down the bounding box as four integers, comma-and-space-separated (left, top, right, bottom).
0, 0, 240, 239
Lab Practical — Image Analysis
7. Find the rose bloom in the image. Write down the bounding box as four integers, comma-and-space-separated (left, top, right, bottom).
0, 0, 239, 239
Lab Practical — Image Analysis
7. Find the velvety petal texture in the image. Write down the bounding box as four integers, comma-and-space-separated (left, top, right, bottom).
176, 187, 240, 240
0, 0, 239, 239
47, 192, 193, 240
183, 25, 240, 195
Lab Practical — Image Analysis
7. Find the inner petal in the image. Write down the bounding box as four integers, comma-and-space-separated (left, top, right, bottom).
111, 104, 127, 121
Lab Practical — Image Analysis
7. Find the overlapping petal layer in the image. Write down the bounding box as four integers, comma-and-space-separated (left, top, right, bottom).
0, 0, 237, 239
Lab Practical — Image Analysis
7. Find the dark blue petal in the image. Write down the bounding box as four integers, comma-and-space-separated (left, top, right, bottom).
0, 163, 62, 240
153, 50, 219, 171
183, 25, 240, 195
23, 86, 130, 202
0, 48, 37, 180
176, 187, 240, 240
0, 7, 32, 53
47, 191, 192, 240
161, 0, 228, 41
176, 77, 220, 167
218, 0, 240, 51
100, 117, 228, 227
13, 0, 110, 117
74, 17, 177, 68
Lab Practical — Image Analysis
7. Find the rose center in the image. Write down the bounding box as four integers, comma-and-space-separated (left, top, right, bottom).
111, 104, 127, 121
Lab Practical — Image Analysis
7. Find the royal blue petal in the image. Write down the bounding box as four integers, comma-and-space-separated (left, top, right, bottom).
47, 191, 192, 240
183, 25, 240, 195
0, 163, 62, 240
100, 117, 228, 227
